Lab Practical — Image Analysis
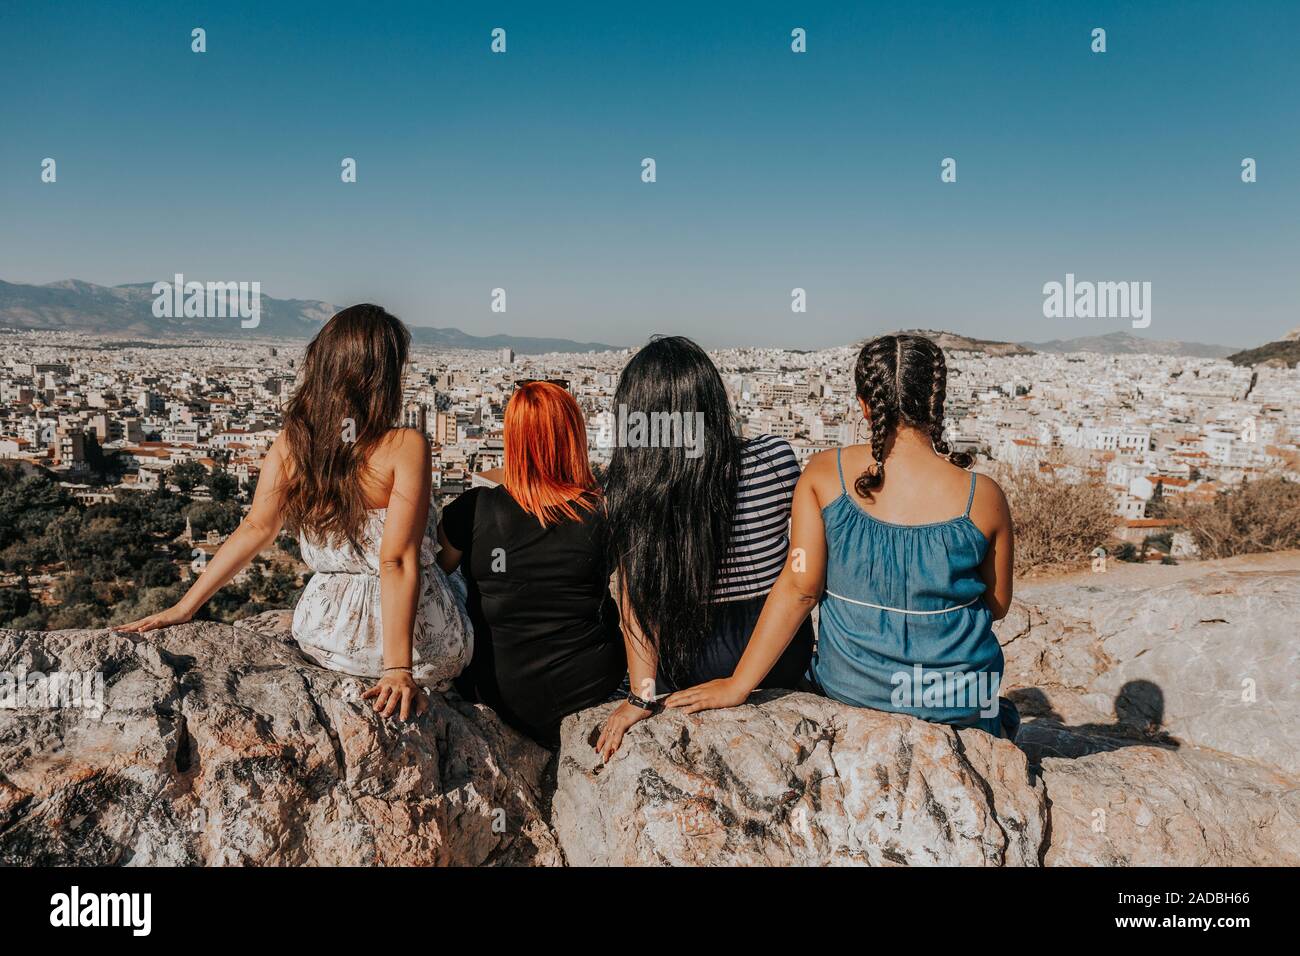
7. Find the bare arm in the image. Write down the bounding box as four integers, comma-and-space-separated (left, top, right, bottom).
376, 430, 432, 673
973, 475, 1015, 620
665, 466, 827, 713
361, 430, 434, 722
593, 572, 660, 761
118, 436, 288, 631
435, 523, 461, 574
616, 574, 659, 699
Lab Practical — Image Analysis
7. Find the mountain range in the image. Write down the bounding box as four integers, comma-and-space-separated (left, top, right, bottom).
895, 329, 1246, 359
1020, 330, 1238, 359
0, 278, 619, 354
896, 329, 1036, 356
0, 278, 1281, 359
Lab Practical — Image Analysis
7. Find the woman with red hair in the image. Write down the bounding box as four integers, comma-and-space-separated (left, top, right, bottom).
437, 381, 622, 747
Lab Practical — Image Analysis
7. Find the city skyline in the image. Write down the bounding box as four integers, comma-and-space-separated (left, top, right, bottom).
3, 1, 1298, 349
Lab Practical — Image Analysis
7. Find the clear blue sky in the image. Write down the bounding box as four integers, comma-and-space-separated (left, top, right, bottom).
2, 0, 1296, 347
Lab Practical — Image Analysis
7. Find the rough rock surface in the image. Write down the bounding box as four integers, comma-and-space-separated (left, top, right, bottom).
998, 554, 1300, 775
1033, 727, 1300, 866
3, 554, 1297, 866
554, 692, 1047, 866
0, 613, 562, 866
552, 554, 1300, 867
1002, 554, 1300, 866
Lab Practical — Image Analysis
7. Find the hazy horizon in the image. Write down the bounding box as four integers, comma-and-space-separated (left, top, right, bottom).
3, 1, 1297, 349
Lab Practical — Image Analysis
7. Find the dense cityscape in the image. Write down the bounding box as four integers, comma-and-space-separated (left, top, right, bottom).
2, 327, 1298, 628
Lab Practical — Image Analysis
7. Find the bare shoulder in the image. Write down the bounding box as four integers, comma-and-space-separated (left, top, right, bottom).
969, 471, 1012, 531
265, 431, 289, 464
974, 470, 1009, 505
799, 447, 846, 507
804, 447, 840, 476
365, 430, 430, 501
262, 432, 292, 480
379, 427, 430, 463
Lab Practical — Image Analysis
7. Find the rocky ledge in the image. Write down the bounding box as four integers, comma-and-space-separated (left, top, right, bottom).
0, 612, 561, 865
2, 552, 1297, 866
554, 693, 1047, 865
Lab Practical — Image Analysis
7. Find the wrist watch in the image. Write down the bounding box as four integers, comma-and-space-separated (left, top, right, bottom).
626, 691, 660, 711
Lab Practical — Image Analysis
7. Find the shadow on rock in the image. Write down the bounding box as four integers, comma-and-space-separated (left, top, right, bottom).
1009, 680, 1181, 769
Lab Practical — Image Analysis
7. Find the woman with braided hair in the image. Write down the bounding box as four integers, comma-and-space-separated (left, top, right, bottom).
664, 333, 1019, 738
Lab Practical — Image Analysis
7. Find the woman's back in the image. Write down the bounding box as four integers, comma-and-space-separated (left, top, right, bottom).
441, 485, 622, 745
823, 444, 990, 609
442, 485, 617, 649
297, 430, 435, 570
811, 444, 1007, 735
291, 429, 473, 689
671, 434, 814, 689
714, 434, 803, 601
298, 505, 436, 573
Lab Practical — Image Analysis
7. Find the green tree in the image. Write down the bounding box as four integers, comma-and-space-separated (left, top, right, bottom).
209, 469, 240, 502
171, 460, 208, 496
140, 559, 180, 587
185, 500, 243, 537
0, 584, 34, 623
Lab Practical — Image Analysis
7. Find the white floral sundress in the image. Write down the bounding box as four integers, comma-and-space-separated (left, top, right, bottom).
291, 502, 473, 689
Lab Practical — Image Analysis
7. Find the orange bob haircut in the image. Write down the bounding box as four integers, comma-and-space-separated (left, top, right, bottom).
503, 381, 601, 527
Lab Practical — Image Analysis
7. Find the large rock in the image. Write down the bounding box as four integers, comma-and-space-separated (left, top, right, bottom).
553, 692, 1047, 866
552, 554, 1300, 867
0, 614, 562, 866
997, 552, 1300, 866
998, 553, 1300, 776
4, 553, 1297, 867
1037, 731, 1300, 866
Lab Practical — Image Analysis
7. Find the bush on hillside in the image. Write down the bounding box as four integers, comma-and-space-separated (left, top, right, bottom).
999, 468, 1119, 574
1173, 475, 1300, 559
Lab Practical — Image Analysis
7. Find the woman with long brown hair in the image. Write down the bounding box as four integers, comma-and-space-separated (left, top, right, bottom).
120, 305, 471, 721
436, 380, 623, 747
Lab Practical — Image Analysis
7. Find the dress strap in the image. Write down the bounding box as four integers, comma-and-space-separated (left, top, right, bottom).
963, 471, 978, 517
836, 447, 847, 492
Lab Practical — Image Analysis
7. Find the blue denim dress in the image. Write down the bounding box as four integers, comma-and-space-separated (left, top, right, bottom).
809, 449, 1013, 737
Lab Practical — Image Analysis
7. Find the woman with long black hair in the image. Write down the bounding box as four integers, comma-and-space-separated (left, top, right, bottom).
594, 336, 813, 758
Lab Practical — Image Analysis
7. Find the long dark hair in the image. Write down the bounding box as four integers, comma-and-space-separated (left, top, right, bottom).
853, 333, 973, 499
605, 336, 743, 682
280, 304, 410, 551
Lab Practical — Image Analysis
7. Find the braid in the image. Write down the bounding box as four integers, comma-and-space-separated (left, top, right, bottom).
853, 339, 898, 498
852, 334, 973, 491
925, 344, 974, 469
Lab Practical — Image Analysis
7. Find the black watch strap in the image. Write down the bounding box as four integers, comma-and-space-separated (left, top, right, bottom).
626, 691, 660, 711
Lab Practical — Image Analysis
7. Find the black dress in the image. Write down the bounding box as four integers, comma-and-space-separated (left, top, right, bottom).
441, 486, 623, 748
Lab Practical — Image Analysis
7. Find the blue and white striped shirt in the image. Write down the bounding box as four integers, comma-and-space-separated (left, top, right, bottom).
714, 434, 801, 602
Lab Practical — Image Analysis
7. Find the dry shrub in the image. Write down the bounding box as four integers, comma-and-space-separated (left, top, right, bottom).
998, 468, 1118, 574
1172, 475, 1300, 559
